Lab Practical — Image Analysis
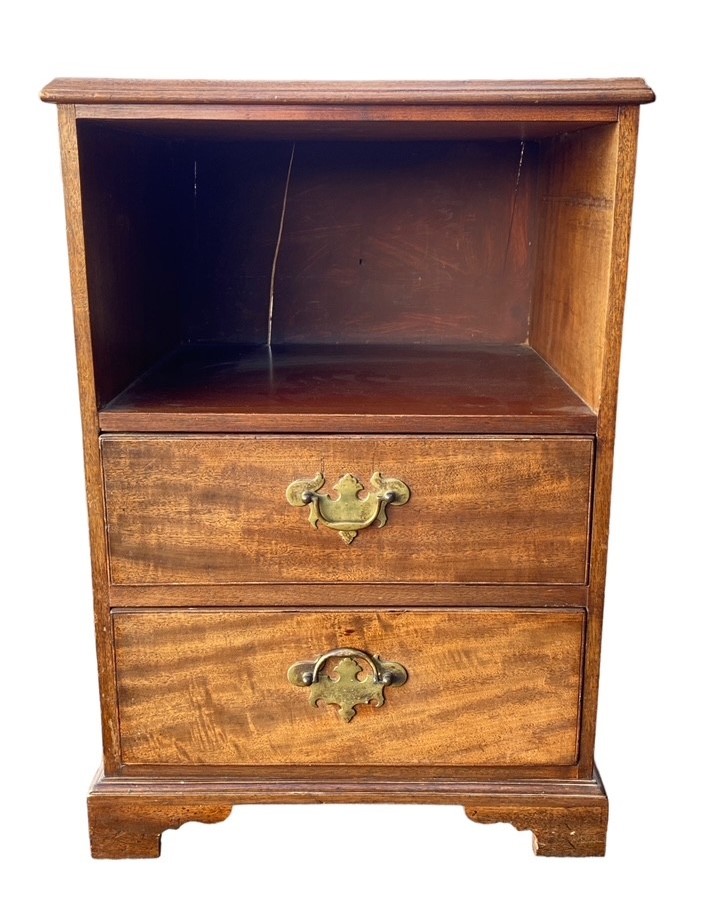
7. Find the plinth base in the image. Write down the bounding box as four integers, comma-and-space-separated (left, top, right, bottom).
88, 766, 608, 858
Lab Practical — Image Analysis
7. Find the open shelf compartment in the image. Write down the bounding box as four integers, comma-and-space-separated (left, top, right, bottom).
76, 115, 622, 433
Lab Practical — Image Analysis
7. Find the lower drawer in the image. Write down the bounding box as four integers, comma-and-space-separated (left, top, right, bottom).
114, 608, 584, 767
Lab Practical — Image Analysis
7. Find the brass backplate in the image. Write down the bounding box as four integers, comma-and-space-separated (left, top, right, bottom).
288, 648, 408, 722
286, 472, 410, 544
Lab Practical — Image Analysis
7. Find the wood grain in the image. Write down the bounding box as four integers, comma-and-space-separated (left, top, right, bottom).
99, 344, 597, 435
113, 608, 585, 767
465, 801, 607, 856
92, 765, 605, 797
88, 795, 232, 859
182, 141, 536, 346
69, 105, 623, 140
107, 582, 589, 609
87, 766, 607, 859
529, 123, 620, 410
271, 141, 536, 345
185, 140, 294, 344
57, 107, 121, 771
66, 111, 621, 141
578, 106, 641, 775
42, 78, 654, 858
101, 435, 594, 586
112, 762, 582, 782
41, 78, 655, 106
76, 120, 192, 404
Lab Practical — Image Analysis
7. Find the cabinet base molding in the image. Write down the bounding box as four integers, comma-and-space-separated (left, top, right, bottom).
464, 788, 608, 856
87, 797, 233, 859
88, 766, 607, 858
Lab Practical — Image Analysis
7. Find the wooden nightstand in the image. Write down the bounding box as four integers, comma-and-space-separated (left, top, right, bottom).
41, 78, 654, 858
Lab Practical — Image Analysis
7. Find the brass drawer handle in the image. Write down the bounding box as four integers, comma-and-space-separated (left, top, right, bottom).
286, 472, 410, 544
288, 648, 408, 722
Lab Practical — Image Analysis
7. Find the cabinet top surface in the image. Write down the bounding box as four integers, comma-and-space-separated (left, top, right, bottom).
40, 77, 654, 106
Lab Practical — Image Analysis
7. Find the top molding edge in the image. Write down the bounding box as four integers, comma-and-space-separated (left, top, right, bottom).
40, 78, 655, 107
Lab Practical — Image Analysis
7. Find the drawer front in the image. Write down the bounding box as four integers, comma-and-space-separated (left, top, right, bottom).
114, 608, 584, 767
102, 435, 593, 585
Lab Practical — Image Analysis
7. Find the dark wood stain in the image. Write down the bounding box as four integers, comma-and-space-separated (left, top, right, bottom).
272, 141, 536, 345
86, 770, 608, 858
99, 343, 596, 434
41, 79, 654, 858
76, 121, 193, 404
189, 140, 293, 343
107, 582, 590, 609
41, 77, 655, 106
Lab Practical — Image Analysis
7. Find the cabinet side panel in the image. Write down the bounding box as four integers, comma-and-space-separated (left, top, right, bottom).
578, 106, 640, 773
76, 121, 193, 404
57, 107, 121, 771
529, 123, 620, 410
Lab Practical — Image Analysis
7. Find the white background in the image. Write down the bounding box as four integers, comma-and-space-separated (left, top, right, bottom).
2, 2, 717, 919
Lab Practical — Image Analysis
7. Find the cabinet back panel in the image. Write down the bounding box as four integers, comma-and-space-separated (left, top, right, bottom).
189, 141, 296, 343
190, 139, 537, 344
272, 141, 536, 344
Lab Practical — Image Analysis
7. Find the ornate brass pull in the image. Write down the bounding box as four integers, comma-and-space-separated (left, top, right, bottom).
286, 471, 410, 544
287, 648, 408, 722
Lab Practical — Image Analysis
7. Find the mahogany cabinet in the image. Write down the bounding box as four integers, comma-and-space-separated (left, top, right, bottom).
41, 78, 654, 857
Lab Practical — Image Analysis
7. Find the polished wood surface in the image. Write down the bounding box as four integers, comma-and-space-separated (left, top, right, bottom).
530, 122, 620, 410
73, 134, 539, 354
99, 344, 596, 434
179, 141, 537, 346
88, 768, 607, 859
41, 77, 655, 106
465, 799, 607, 856
71, 106, 623, 139
113, 763, 581, 782
42, 78, 653, 148
57, 107, 121, 771
270, 141, 535, 345
579, 106, 641, 776
88, 795, 232, 859
113, 608, 585, 767
92, 766, 605, 796
184, 139, 291, 345
43, 78, 652, 858
107, 582, 589, 609
101, 435, 594, 586
76, 120, 190, 404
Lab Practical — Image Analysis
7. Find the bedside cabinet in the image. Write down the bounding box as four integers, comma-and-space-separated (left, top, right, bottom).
41, 78, 654, 858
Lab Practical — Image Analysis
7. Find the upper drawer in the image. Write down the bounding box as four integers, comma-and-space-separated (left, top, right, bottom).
101, 435, 593, 586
